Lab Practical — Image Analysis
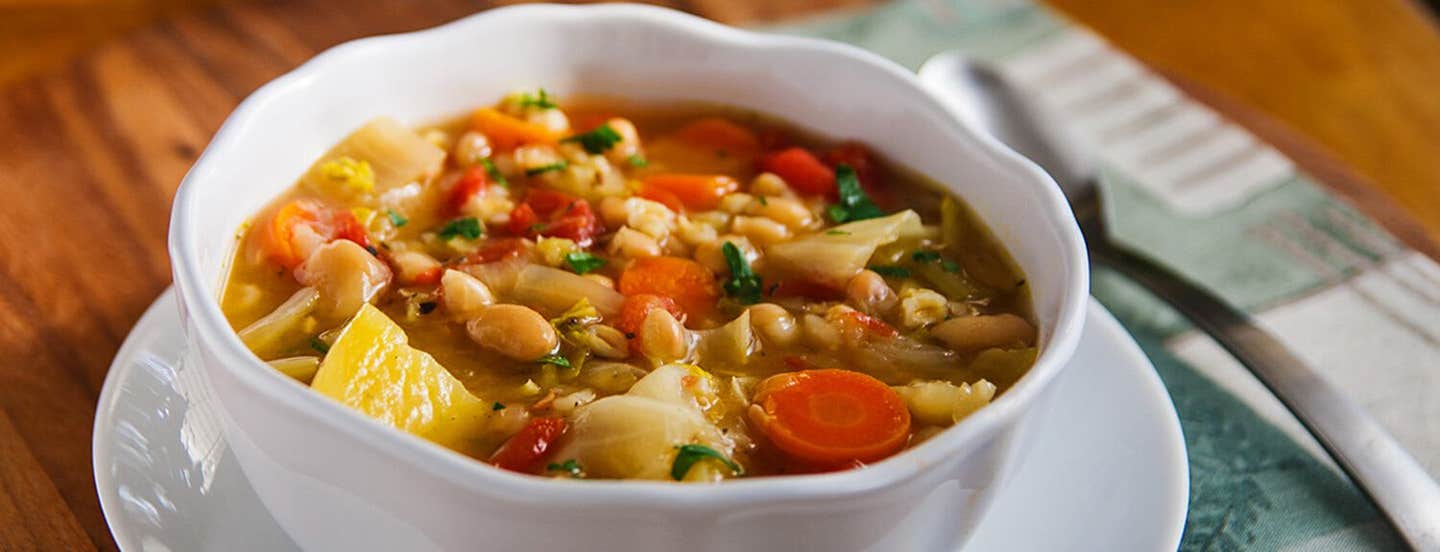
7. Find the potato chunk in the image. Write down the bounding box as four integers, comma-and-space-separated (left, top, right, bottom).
310, 304, 495, 456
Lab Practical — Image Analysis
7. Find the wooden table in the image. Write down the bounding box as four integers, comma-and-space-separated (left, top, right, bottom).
1, 1, 1437, 549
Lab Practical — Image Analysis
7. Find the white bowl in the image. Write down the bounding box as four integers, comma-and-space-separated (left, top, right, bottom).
168, 4, 1089, 551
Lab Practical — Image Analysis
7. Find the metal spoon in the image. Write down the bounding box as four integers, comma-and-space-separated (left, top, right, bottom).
919, 53, 1440, 550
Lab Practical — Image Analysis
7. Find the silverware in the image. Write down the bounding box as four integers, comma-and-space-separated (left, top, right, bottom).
920, 53, 1440, 551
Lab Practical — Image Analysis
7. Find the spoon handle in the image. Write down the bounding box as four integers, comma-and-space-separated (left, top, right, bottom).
1091, 238, 1440, 550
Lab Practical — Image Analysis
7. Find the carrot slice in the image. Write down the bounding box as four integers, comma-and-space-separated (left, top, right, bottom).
749, 369, 911, 465
490, 417, 568, 474
673, 117, 760, 156
759, 147, 835, 198
471, 108, 559, 152
257, 199, 369, 270
640, 174, 740, 210
635, 186, 686, 214
617, 256, 721, 321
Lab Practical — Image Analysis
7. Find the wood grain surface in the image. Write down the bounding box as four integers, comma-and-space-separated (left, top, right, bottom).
0, 0, 1436, 549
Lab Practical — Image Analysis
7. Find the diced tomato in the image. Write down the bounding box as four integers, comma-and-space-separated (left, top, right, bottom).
759, 148, 835, 198
617, 257, 721, 322
758, 128, 790, 151
489, 417, 568, 474
447, 166, 491, 214
615, 294, 684, 336
822, 142, 877, 185
466, 237, 530, 264
834, 310, 899, 339
257, 199, 370, 270
640, 174, 739, 211
636, 186, 685, 214
505, 189, 603, 247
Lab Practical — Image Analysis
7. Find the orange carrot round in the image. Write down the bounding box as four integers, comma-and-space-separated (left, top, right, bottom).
673, 117, 760, 156
640, 174, 740, 211
617, 256, 720, 321
636, 186, 686, 214
257, 199, 368, 270
471, 108, 559, 152
749, 369, 911, 465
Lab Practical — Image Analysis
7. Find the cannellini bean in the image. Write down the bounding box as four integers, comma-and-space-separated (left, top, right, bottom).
452, 130, 492, 167
512, 144, 563, 174
898, 287, 949, 329
718, 193, 755, 214
390, 250, 442, 285
690, 211, 730, 231
639, 308, 687, 362
604, 117, 642, 162
747, 196, 813, 230
801, 313, 841, 351
693, 235, 759, 276
527, 108, 570, 134
747, 303, 798, 347
625, 197, 677, 240
676, 216, 719, 246
846, 269, 898, 315
599, 196, 629, 228
930, 314, 1037, 353
580, 361, 648, 394
466, 304, 558, 360
441, 269, 494, 318
608, 227, 662, 259
295, 240, 392, 321
731, 215, 791, 246
749, 172, 792, 197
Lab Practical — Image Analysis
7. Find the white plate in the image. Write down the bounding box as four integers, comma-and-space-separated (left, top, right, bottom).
93, 290, 1187, 551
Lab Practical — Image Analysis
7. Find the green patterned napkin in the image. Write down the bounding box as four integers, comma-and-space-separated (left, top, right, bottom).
773, 1, 1440, 549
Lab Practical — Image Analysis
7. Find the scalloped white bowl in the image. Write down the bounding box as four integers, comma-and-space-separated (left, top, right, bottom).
168, 4, 1089, 551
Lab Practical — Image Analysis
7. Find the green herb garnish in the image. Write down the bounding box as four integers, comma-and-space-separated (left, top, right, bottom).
825, 230, 851, 236
480, 157, 508, 187
826, 165, 886, 223
721, 241, 762, 304
941, 260, 961, 274
564, 252, 607, 274
309, 337, 330, 354
757, 195, 769, 206
868, 265, 911, 278
911, 250, 942, 262
492, 402, 506, 411
525, 161, 568, 176
438, 217, 482, 240
563, 124, 623, 154
517, 88, 557, 109
538, 354, 572, 369
671, 444, 742, 481
386, 209, 408, 228
627, 154, 648, 168
547, 458, 584, 478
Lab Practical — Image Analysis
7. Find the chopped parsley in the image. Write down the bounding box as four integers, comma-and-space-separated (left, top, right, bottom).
868, 265, 912, 278
942, 260, 961, 274
537, 354, 572, 369
516, 88, 557, 109
911, 250, 942, 263
308, 337, 330, 354
627, 154, 649, 168
524, 161, 568, 176
563, 124, 623, 154
492, 402, 506, 411
826, 164, 886, 223
480, 157, 508, 187
670, 444, 742, 481
437, 217, 482, 240
386, 209, 408, 228
721, 241, 763, 305
547, 458, 584, 478
564, 252, 607, 274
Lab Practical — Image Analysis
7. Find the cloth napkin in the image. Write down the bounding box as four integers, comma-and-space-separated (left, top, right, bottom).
773, 1, 1440, 549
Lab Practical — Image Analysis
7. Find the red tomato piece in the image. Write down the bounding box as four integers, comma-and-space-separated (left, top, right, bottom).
490, 417, 568, 474
506, 189, 603, 247
615, 294, 684, 336
258, 199, 370, 270
759, 147, 836, 198
466, 237, 530, 264
448, 166, 491, 214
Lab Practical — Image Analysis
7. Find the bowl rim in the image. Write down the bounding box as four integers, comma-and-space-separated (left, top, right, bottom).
168, 2, 1090, 510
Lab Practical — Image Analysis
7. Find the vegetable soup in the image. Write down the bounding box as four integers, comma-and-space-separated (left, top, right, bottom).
219, 91, 1037, 481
